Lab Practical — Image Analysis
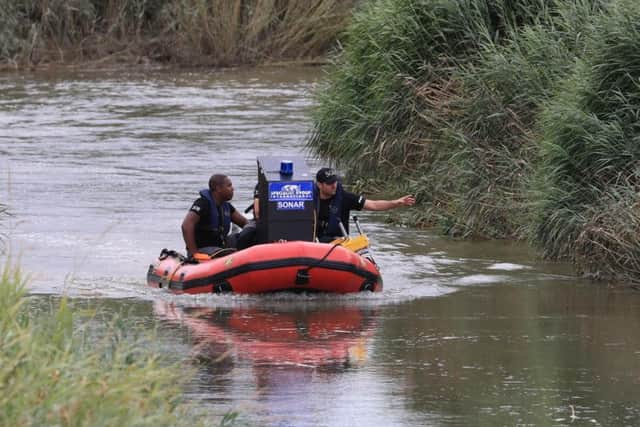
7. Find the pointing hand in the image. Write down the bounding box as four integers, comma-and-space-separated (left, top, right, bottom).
398, 195, 416, 206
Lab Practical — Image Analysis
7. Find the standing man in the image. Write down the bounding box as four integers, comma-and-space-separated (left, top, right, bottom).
314, 167, 415, 242
182, 174, 248, 258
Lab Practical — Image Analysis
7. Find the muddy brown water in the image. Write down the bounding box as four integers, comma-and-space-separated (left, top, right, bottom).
1, 67, 639, 426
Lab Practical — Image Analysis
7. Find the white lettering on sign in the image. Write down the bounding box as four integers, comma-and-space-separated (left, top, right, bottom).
277, 201, 305, 210
269, 182, 314, 201
271, 189, 313, 200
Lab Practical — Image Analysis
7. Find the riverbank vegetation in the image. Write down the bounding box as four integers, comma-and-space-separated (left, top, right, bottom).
0, 0, 355, 69
308, 0, 640, 282
0, 263, 209, 426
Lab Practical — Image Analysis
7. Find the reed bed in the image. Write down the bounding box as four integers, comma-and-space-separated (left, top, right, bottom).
308, 0, 489, 174
308, 0, 570, 235
533, 0, 640, 281
428, 0, 607, 238
167, 0, 355, 66
0, 263, 209, 426
0, 0, 355, 68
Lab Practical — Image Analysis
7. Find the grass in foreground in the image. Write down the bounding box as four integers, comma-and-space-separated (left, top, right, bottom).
0, 263, 211, 427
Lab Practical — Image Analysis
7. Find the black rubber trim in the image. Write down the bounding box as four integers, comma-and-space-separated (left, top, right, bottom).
212, 280, 233, 293
171, 256, 379, 292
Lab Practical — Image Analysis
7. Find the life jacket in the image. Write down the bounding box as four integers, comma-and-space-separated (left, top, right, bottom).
313, 182, 345, 239
199, 189, 231, 244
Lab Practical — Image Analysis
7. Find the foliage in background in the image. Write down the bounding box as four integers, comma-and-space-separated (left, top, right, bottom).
0, 263, 210, 427
308, 0, 506, 173
0, 0, 355, 68
426, 0, 607, 238
308, 0, 608, 237
532, 0, 640, 280
165, 0, 355, 67
308, 0, 640, 281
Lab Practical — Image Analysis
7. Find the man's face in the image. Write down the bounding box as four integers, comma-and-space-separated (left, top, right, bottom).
318, 180, 337, 198
217, 178, 234, 201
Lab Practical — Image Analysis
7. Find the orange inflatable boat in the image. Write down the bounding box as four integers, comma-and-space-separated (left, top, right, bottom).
147, 240, 382, 294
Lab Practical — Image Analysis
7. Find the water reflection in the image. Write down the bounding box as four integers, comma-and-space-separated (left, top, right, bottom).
154, 301, 377, 369
153, 301, 387, 425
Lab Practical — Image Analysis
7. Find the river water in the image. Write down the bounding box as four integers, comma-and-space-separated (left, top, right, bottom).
1, 67, 639, 426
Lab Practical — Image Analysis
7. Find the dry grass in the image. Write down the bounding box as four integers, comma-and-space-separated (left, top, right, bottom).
0, 0, 356, 68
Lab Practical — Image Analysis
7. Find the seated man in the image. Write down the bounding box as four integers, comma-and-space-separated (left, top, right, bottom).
314, 167, 416, 242
182, 174, 248, 258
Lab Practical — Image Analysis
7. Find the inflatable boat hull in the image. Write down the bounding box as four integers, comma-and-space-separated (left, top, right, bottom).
147, 241, 382, 294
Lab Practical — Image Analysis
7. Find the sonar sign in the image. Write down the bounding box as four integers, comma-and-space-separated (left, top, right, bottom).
276, 200, 305, 210
268, 181, 313, 211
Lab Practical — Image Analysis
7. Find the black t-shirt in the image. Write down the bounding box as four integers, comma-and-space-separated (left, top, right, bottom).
189, 196, 236, 248
316, 190, 365, 240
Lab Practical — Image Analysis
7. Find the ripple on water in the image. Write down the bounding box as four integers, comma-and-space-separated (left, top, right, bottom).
487, 262, 531, 271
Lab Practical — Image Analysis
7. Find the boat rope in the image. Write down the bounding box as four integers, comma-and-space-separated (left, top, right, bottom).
209, 247, 236, 259
174, 255, 380, 292
295, 242, 343, 285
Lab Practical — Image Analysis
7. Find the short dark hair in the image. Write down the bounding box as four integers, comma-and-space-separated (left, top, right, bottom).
208, 174, 228, 191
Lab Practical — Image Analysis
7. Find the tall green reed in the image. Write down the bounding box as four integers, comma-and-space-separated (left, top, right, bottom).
426, 0, 609, 238
533, 0, 640, 280
308, 0, 581, 233
309, 0, 489, 173
307, 0, 615, 240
